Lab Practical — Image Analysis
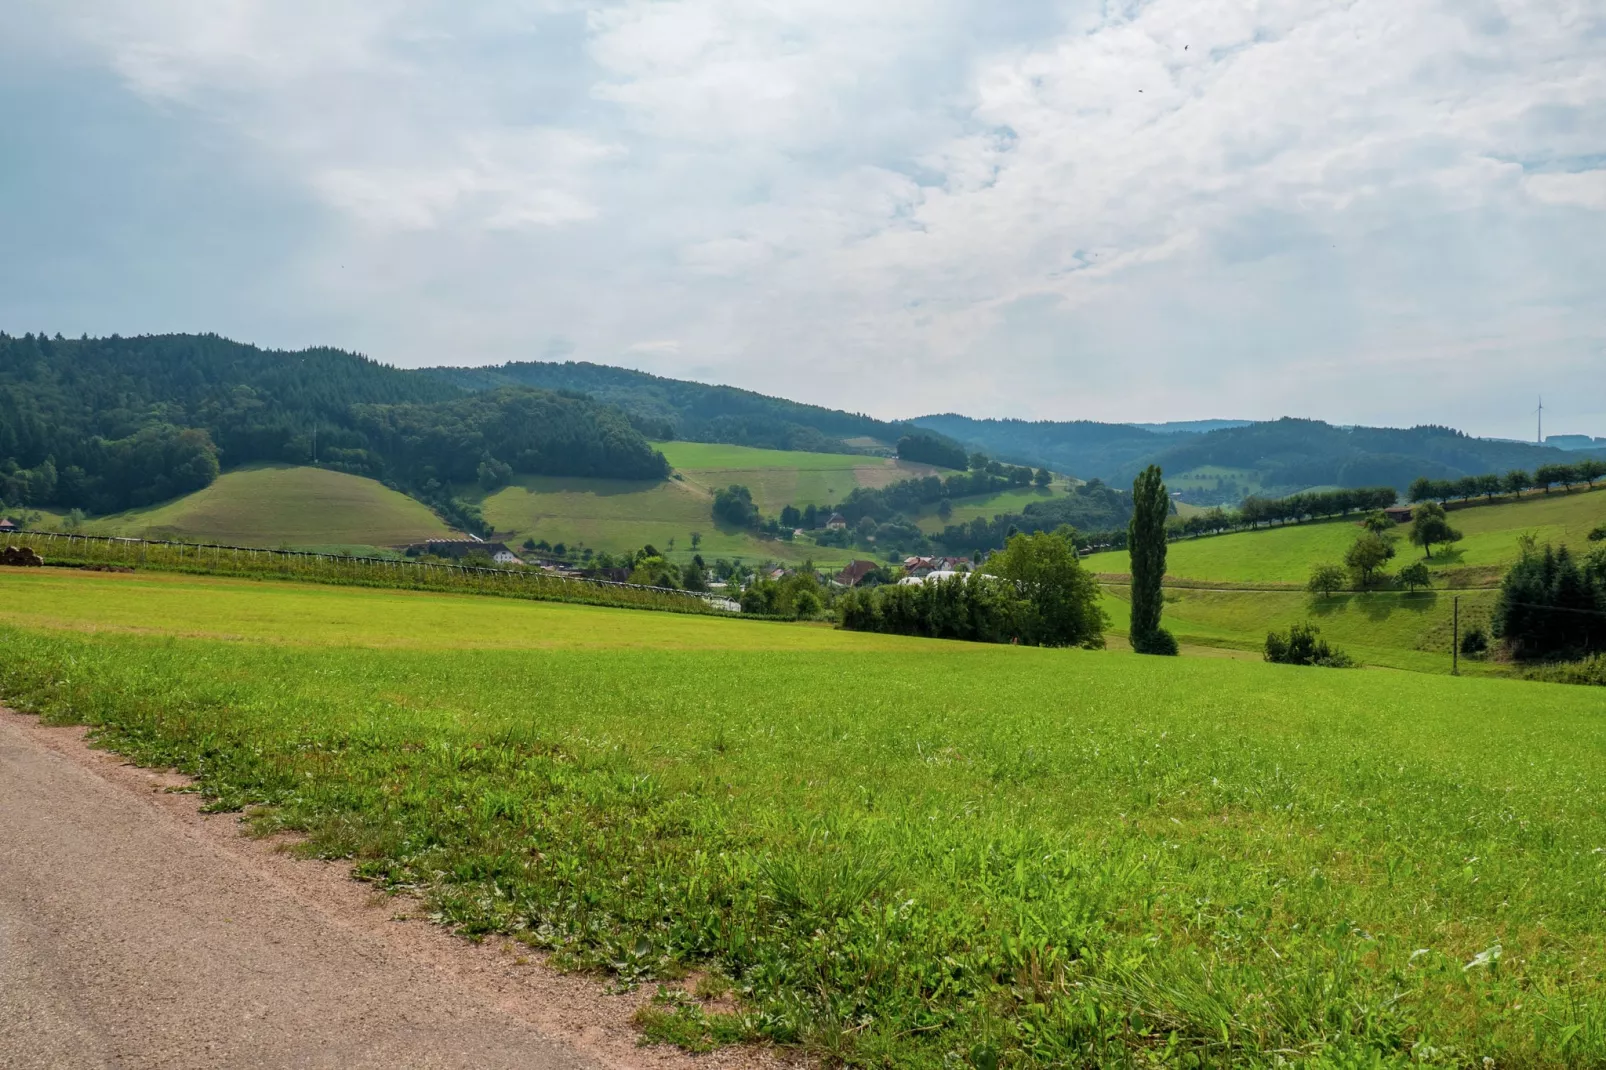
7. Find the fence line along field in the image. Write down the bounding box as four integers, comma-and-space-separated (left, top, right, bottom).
2, 566, 1602, 1068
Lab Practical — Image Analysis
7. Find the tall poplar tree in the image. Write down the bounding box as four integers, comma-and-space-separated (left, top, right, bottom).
1128, 464, 1178, 655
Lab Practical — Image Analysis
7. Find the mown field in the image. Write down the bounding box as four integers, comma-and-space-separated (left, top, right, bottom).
2, 567, 1603, 1067
910, 485, 1066, 534
83, 463, 456, 552
656, 440, 945, 515
474, 442, 948, 565
1093, 485, 1606, 587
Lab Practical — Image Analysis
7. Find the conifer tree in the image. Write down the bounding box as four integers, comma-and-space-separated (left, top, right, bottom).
1128, 465, 1177, 655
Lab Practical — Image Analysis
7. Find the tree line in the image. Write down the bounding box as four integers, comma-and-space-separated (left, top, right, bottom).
1409, 461, 1605, 504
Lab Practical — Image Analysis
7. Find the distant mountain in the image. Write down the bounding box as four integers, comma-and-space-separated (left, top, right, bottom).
909, 414, 1184, 476
429, 361, 916, 455
911, 411, 1603, 499
1128, 419, 1253, 435
1124, 418, 1600, 494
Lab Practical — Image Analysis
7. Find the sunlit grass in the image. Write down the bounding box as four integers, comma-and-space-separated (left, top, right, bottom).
2, 570, 1604, 1066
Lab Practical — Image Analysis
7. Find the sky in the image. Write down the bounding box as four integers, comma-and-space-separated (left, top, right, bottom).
2, 0, 1603, 439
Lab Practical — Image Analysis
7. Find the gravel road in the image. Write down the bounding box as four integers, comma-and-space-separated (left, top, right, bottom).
0, 709, 747, 1070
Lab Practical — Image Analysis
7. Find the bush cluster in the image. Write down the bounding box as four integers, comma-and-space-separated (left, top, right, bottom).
1264, 623, 1356, 668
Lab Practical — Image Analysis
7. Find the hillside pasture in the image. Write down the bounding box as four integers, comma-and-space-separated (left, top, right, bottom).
1098, 584, 1500, 674
656, 440, 944, 513
88, 464, 457, 549
1, 568, 1603, 1067
476, 475, 853, 565
910, 485, 1062, 533
1093, 484, 1606, 586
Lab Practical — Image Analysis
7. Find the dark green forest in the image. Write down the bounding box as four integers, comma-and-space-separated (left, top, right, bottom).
0, 333, 665, 527
916, 413, 1603, 493
428, 359, 915, 454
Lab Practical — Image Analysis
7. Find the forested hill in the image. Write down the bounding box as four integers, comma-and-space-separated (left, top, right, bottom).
916, 412, 1600, 494
1120, 419, 1596, 491
0, 333, 667, 526
911, 414, 1175, 477
429, 360, 912, 454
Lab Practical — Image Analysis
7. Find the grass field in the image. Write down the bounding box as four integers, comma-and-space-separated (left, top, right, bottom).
656, 441, 944, 515
475, 475, 855, 566
2, 568, 1603, 1067
84, 464, 457, 550
473, 443, 946, 565
1095, 485, 1606, 587
911, 485, 1065, 534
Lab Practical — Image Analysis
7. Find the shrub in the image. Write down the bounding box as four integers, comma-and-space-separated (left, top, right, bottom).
1589, 524, 1606, 542
1131, 628, 1179, 656
1307, 563, 1346, 598
1460, 625, 1488, 656
1264, 623, 1356, 667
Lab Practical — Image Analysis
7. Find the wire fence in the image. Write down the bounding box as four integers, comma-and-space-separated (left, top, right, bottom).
3, 530, 733, 616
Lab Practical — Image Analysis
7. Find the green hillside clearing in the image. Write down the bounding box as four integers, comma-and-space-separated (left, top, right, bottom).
475, 475, 853, 566
656, 440, 944, 514
3, 569, 1603, 1066
86, 464, 457, 550
1095, 484, 1606, 586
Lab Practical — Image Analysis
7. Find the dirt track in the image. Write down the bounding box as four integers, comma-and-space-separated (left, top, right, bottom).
0, 708, 778, 1070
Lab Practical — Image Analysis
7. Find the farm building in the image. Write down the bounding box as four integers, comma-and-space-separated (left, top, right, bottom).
835, 559, 880, 586
0, 518, 17, 533
825, 512, 848, 530
1383, 506, 1413, 524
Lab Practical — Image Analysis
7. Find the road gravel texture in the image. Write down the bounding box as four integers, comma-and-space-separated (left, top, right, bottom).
0, 708, 781, 1070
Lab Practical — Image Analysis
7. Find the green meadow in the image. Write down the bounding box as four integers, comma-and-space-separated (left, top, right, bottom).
83, 463, 456, 550
473, 442, 945, 564
2, 568, 1604, 1067
1094, 485, 1606, 587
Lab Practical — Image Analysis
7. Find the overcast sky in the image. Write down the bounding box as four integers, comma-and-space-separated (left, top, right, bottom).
2, 1, 1603, 438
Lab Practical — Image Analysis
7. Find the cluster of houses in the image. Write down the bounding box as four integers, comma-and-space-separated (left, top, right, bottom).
832, 554, 975, 588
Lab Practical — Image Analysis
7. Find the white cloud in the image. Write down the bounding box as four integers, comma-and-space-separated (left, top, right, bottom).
1525, 169, 1606, 210
12, 0, 1606, 436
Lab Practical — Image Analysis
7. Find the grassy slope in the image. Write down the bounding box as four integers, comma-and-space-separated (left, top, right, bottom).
476, 475, 853, 566
657, 440, 945, 514
910, 485, 1063, 534
1, 568, 1602, 1067
1086, 486, 1604, 668
1095, 485, 1606, 586
88, 464, 456, 550
476, 442, 948, 565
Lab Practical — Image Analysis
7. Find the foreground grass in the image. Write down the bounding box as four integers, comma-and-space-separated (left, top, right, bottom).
3, 572, 1604, 1066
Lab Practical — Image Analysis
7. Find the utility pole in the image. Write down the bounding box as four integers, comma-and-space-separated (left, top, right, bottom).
1452, 595, 1460, 676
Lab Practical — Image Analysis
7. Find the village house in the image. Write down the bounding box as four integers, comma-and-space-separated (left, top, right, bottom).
835, 559, 881, 586
824, 512, 848, 530
902, 555, 970, 578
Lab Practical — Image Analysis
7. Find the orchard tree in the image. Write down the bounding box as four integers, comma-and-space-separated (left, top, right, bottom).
1307, 563, 1347, 599
1128, 465, 1177, 655
1502, 469, 1531, 497
1409, 502, 1463, 558
1398, 561, 1432, 593
1345, 531, 1396, 586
